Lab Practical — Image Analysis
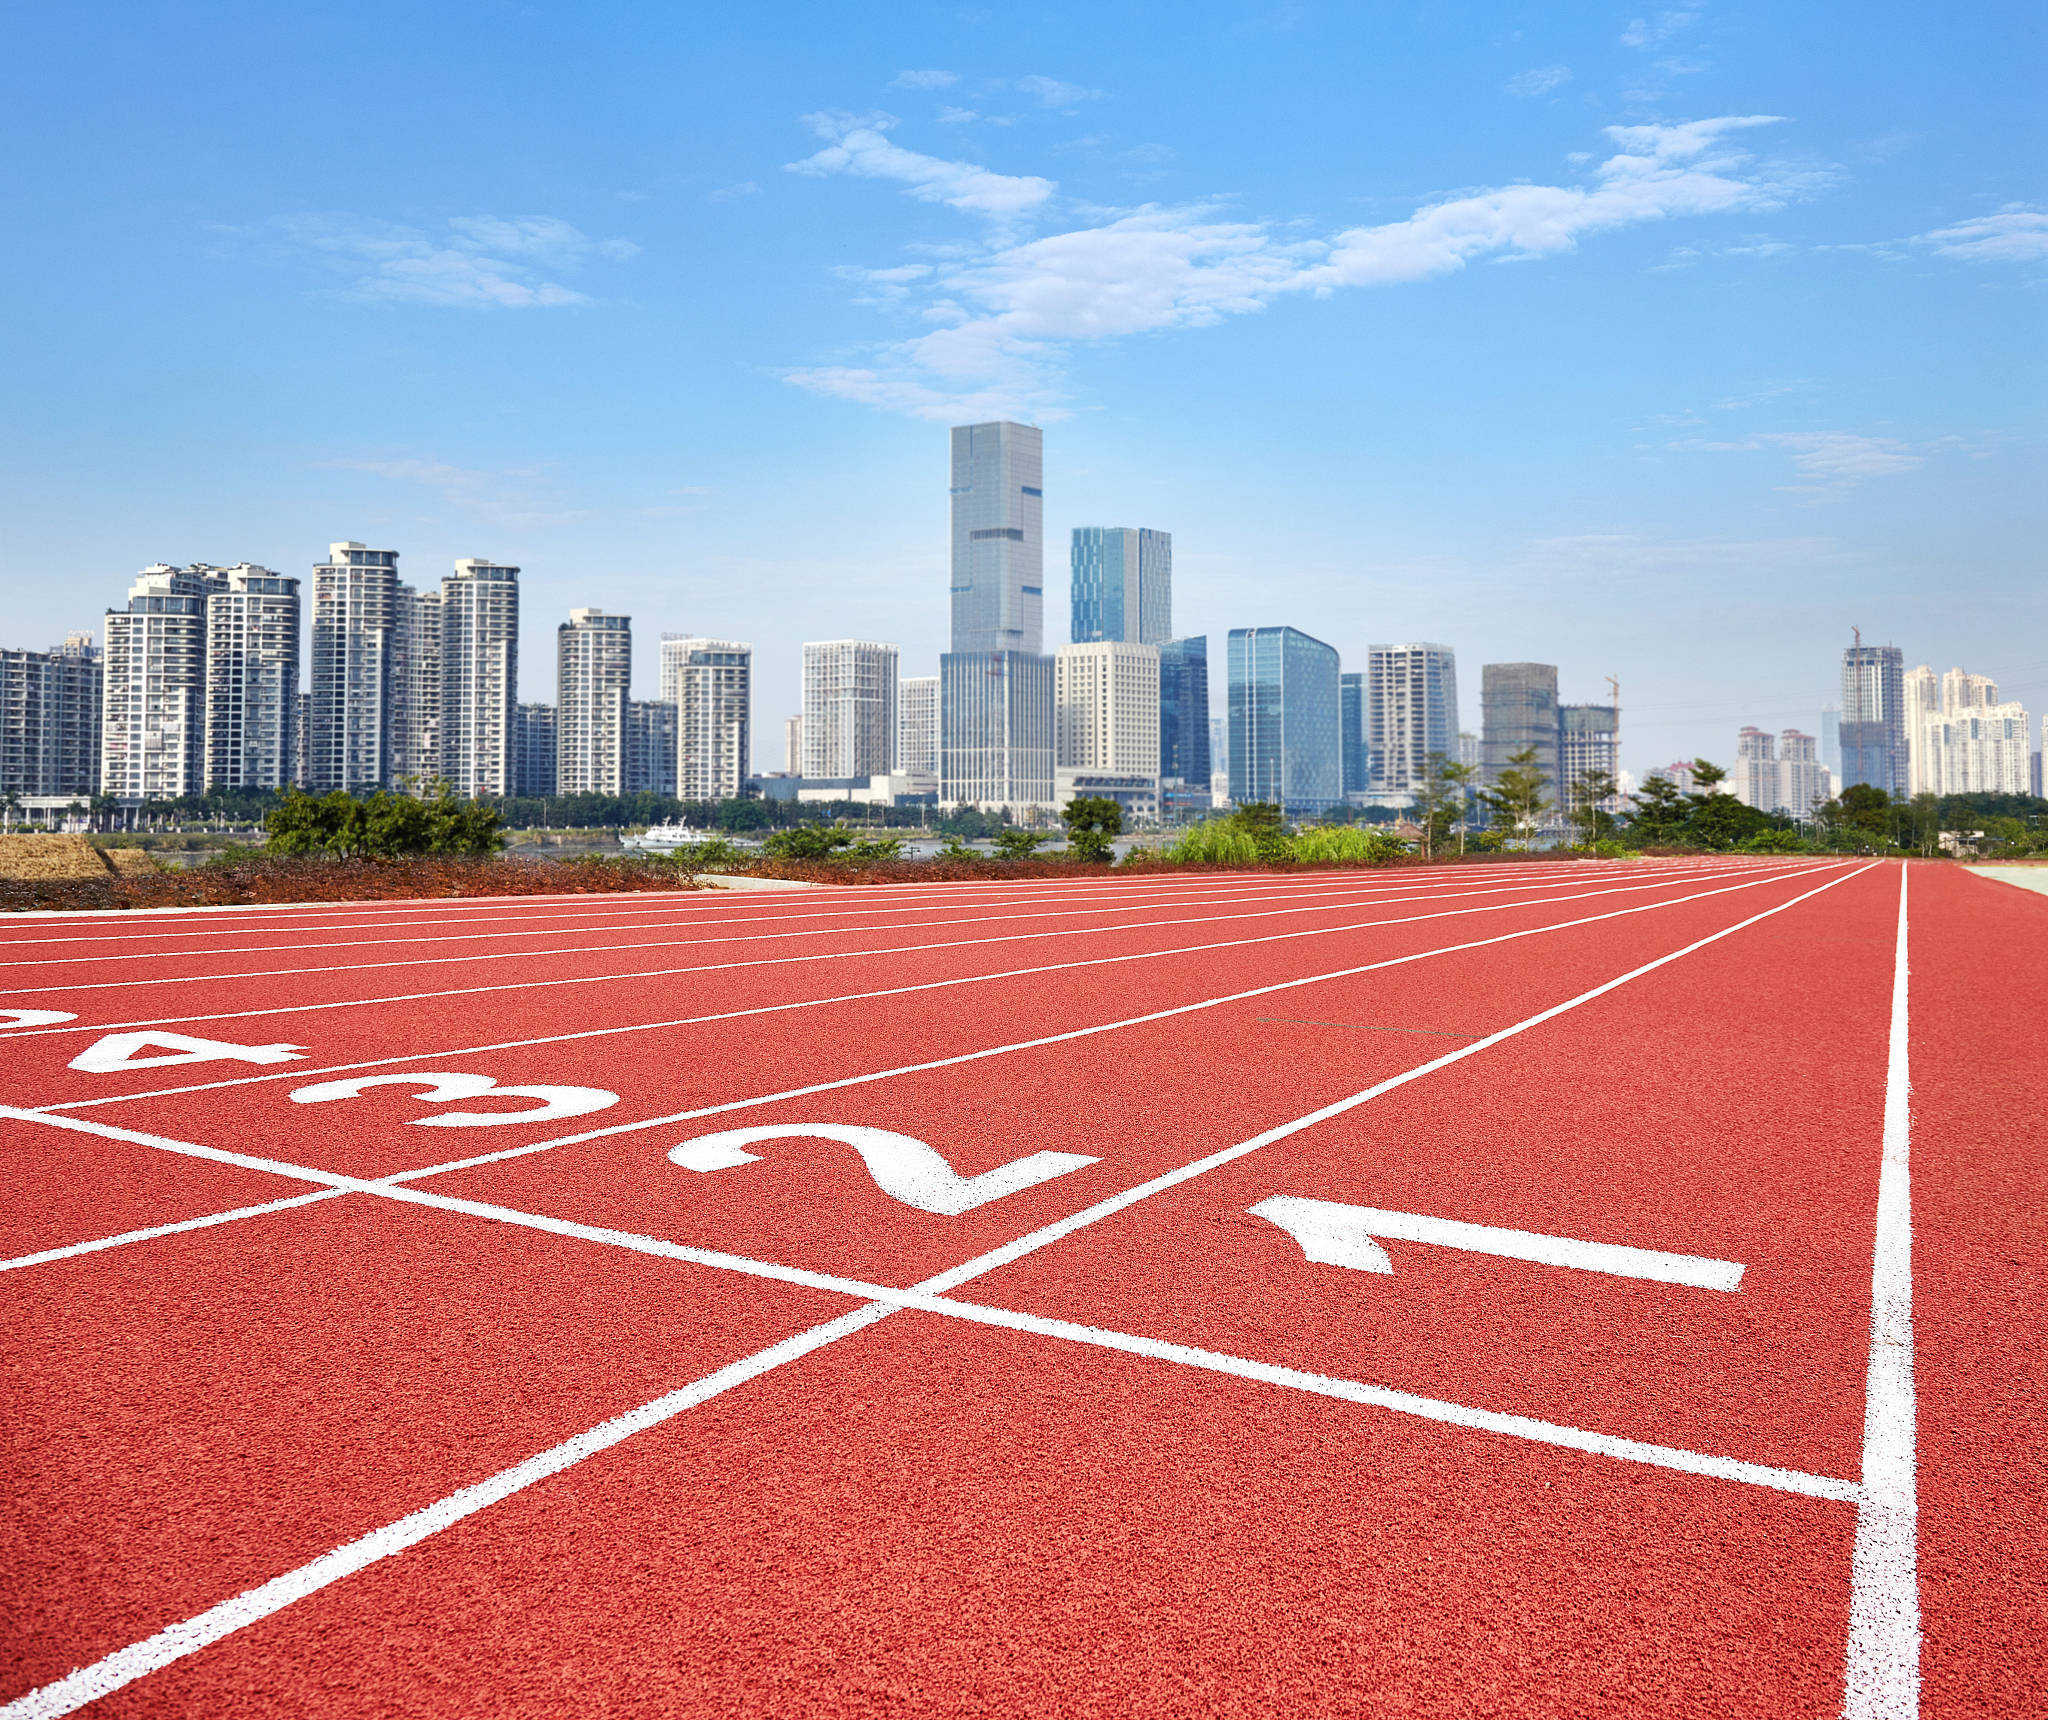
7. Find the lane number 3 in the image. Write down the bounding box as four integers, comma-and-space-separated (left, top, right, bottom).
289, 1072, 619, 1126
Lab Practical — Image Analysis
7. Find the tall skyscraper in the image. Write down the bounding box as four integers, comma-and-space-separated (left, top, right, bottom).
1367, 644, 1460, 798
1840, 636, 1906, 798
309, 542, 400, 792
661, 635, 751, 801
203, 564, 300, 791
802, 640, 899, 780
514, 703, 557, 798
1819, 705, 1842, 779
1480, 663, 1560, 791
941, 421, 1053, 810
556, 608, 633, 795
1, 634, 101, 800
1227, 627, 1341, 814
102, 564, 222, 801
438, 558, 519, 797
1070, 527, 1171, 646
1054, 640, 1161, 821
1339, 671, 1368, 798
388, 582, 442, 788
1157, 637, 1211, 809
625, 701, 678, 796
898, 677, 938, 778
1558, 703, 1620, 810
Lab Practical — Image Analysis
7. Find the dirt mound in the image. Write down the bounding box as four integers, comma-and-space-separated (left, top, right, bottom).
0, 834, 115, 880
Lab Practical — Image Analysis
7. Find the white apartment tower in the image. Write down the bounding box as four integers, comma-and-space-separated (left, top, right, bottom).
0, 634, 102, 800
1906, 664, 2031, 795
1729, 726, 1780, 811
783, 714, 803, 775
203, 564, 300, 790
556, 608, 633, 795
388, 582, 443, 788
309, 542, 400, 791
898, 677, 939, 778
661, 635, 751, 801
101, 564, 223, 801
439, 558, 519, 797
1780, 730, 1827, 818
802, 640, 899, 780
1054, 641, 1161, 822
1365, 643, 1460, 797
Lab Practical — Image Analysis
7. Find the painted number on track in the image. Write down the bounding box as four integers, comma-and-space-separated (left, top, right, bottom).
1250, 1195, 1745, 1291
669, 1123, 1098, 1216
289, 1072, 620, 1126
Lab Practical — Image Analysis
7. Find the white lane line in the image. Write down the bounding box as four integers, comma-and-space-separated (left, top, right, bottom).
0, 864, 1539, 948
1843, 865, 1919, 1720
28, 861, 1834, 1117
0, 866, 1703, 998
0, 860, 1765, 956
0, 1190, 350, 1272
0, 865, 1873, 1718
1248, 1196, 1746, 1290
0, 1301, 897, 1720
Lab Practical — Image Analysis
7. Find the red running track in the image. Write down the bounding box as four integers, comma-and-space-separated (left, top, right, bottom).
0, 858, 2039, 1717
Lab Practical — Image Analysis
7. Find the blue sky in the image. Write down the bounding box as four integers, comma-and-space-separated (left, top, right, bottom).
2, 1, 2040, 777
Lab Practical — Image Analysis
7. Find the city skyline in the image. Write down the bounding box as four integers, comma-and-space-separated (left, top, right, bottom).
2, 4, 2036, 779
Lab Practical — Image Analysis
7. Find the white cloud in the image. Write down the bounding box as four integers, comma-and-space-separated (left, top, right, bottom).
892, 69, 958, 90
1915, 207, 2048, 264
1621, 10, 1700, 47
1506, 65, 1572, 97
937, 107, 980, 125
790, 116, 1803, 419
1012, 74, 1104, 108
709, 181, 760, 202
331, 459, 592, 526
786, 113, 1055, 218
246, 213, 636, 307
1680, 430, 1924, 497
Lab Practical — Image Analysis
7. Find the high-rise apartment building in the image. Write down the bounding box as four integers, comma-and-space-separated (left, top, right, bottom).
1366, 644, 1460, 798
1070, 527, 1171, 646
1054, 641, 1161, 821
1157, 637, 1210, 810
388, 583, 442, 788
438, 559, 519, 797
514, 703, 557, 798
898, 678, 938, 778
1339, 671, 1368, 798
1840, 637, 1907, 798
802, 640, 899, 780
556, 608, 633, 795
203, 565, 300, 791
625, 701, 678, 797
1781, 730, 1827, 817
1558, 703, 1621, 811
1729, 726, 1781, 812
1226, 627, 1341, 814
783, 714, 804, 775
661, 635, 751, 801
1905, 664, 2030, 795
1480, 663, 1560, 791
309, 542, 400, 792
102, 564, 222, 801
1, 634, 102, 799
942, 421, 1053, 810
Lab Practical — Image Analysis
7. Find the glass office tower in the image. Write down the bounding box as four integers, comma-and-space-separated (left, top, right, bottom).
1226, 627, 1342, 814
1070, 527, 1172, 646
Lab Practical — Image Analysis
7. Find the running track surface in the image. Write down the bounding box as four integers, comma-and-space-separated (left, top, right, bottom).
1, 858, 2041, 1718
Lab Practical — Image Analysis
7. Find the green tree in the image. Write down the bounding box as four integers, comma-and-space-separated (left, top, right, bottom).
1565, 769, 1619, 848
993, 827, 1053, 859
1411, 753, 1473, 859
264, 780, 502, 859
1477, 747, 1550, 847
762, 825, 856, 860
1061, 795, 1123, 863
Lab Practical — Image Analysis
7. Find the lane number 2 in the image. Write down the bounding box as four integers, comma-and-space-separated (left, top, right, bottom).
668, 1124, 1097, 1216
